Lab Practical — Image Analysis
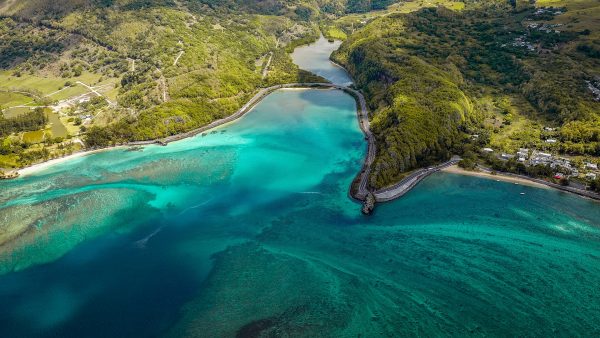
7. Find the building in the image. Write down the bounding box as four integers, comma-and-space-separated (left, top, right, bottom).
517, 148, 529, 159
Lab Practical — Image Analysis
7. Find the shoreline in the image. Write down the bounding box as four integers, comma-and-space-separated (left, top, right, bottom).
442, 165, 550, 189
372, 157, 460, 202
443, 165, 600, 202
10, 83, 374, 185
17, 146, 126, 177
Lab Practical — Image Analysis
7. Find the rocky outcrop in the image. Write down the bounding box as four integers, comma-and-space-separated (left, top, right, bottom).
361, 192, 376, 215
0, 171, 19, 180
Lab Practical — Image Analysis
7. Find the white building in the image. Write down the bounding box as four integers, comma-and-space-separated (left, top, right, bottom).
517, 148, 529, 159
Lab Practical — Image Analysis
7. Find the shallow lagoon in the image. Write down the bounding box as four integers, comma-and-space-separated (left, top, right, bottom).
1, 41, 600, 337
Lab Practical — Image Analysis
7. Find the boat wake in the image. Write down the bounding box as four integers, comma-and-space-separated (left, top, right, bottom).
134, 226, 164, 249
178, 197, 215, 216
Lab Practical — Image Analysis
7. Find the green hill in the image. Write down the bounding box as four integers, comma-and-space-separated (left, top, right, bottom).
0, 0, 405, 168
335, 0, 600, 188
0, 1, 320, 165
1, 0, 599, 183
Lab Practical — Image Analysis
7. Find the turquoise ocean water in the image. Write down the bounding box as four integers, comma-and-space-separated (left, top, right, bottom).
0, 41, 599, 337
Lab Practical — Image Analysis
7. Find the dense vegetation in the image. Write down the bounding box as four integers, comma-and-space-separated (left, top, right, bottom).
336, 0, 600, 188
1, 0, 398, 158
1, 0, 599, 187
0, 108, 47, 137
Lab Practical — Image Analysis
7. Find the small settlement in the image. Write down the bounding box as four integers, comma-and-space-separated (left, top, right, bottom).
482, 145, 600, 184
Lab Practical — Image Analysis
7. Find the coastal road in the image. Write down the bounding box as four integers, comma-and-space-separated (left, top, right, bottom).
41, 82, 376, 202
374, 157, 461, 202
131, 82, 377, 201
12, 80, 460, 205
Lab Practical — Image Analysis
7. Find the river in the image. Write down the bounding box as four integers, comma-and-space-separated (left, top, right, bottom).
291, 35, 353, 86
0, 38, 599, 337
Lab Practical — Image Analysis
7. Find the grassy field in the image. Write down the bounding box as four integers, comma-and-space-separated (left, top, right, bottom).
47, 111, 68, 138
0, 71, 103, 97
2, 106, 31, 118
328, 1, 465, 42
0, 154, 19, 168
22, 130, 46, 143
0, 91, 31, 107
391, 0, 465, 12
535, 0, 600, 39
321, 25, 347, 40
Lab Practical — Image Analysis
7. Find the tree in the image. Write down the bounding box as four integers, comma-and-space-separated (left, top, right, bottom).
591, 178, 600, 193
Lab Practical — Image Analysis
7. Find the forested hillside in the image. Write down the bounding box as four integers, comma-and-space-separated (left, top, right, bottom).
0, 0, 402, 168
2, 0, 599, 188
335, 0, 600, 188
0, 0, 396, 18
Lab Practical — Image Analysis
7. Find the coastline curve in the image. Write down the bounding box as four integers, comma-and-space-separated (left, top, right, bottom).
13, 83, 378, 204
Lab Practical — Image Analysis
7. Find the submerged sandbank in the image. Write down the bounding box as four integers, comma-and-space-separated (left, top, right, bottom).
17, 147, 124, 177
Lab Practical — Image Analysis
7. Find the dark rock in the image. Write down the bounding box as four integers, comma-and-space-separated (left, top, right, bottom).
361, 192, 376, 215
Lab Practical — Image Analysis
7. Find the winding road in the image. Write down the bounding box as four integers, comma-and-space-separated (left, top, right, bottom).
12, 80, 452, 205
125, 83, 377, 200
373, 157, 461, 202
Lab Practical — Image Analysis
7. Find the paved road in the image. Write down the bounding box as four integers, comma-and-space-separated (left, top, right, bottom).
374, 157, 461, 202
12, 80, 465, 205
129, 83, 377, 200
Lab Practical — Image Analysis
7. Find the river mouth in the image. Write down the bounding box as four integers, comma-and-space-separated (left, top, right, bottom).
1, 35, 600, 338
